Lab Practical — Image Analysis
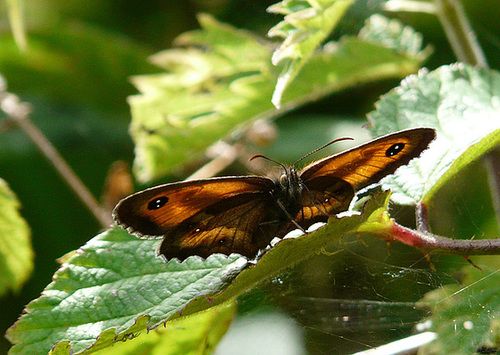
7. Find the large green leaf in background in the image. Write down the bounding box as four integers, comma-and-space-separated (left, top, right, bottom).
129, 14, 427, 182
0, 178, 33, 296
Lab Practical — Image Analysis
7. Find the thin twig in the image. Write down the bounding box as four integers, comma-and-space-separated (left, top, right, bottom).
0, 84, 112, 228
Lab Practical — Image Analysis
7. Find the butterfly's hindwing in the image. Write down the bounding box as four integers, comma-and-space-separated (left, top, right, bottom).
293, 176, 355, 230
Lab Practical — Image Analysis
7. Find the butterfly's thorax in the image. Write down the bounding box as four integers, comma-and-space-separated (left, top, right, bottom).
272, 167, 303, 217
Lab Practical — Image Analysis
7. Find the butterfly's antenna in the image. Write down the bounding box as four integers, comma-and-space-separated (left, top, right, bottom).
250, 154, 287, 170
293, 137, 354, 166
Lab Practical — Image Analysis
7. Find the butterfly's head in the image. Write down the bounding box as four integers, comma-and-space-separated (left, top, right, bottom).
276, 166, 302, 206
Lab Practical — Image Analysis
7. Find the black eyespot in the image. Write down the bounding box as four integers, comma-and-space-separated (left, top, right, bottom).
386, 143, 405, 157
147, 197, 169, 210
218, 239, 225, 245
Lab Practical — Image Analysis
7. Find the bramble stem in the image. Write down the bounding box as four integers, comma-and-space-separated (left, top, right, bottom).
390, 222, 500, 255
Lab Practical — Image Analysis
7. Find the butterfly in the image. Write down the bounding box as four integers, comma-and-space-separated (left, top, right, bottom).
113, 127, 436, 261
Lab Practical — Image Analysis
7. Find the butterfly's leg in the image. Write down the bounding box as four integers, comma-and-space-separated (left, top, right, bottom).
275, 199, 307, 233
301, 184, 329, 216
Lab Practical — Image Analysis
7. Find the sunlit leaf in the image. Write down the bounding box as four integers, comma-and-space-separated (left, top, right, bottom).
129, 14, 425, 182
6, 229, 246, 354
359, 14, 430, 59
0, 178, 33, 296
5, 0, 27, 50
7, 193, 393, 354
368, 63, 500, 204
267, 0, 354, 107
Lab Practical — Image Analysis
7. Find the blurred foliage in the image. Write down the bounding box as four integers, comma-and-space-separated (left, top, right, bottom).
1, 0, 500, 354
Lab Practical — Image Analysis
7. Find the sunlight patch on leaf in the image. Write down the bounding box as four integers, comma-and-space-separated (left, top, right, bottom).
267, 0, 354, 107
0, 178, 33, 296
7, 193, 393, 354
368, 63, 500, 204
419, 265, 500, 354
129, 14, 426, 182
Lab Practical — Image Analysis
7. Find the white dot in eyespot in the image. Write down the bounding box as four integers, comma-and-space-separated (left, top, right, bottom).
195, 228, 201, 233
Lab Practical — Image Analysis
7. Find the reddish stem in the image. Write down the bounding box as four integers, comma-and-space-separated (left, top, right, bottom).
390, 222, 500, 255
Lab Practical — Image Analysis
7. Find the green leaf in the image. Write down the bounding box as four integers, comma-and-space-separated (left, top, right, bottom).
267, 0, 354, 107
0, 21, 154, 113
419, 265, 500, 354
90, 302, 236, 355
5, 0, 27, 50
129, 14, 425, 182
368, 64, 500, 204
0, 178, 33, 296
7, 193, 392, 354
359, 14, 431, 59
6, 229, 246, 354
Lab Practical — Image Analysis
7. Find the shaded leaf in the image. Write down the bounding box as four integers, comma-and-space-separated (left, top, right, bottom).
368, 63, 500, 204
0, 21, 154, 113
419, 265, 500, 354
0, 178, 33, 296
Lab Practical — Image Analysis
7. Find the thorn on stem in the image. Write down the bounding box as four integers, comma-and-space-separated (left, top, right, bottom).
423, 252, 436, 271
463, 255, 482, 270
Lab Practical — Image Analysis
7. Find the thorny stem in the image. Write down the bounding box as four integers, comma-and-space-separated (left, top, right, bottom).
0, 81, 112, 228
390, 222, 500, 256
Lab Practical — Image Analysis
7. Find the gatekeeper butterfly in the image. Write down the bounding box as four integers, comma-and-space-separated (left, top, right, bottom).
113, 128, 435, 261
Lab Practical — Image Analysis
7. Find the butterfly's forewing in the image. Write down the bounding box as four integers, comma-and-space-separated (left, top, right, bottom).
158, 193, 284, 260
295, 128, 436, 225
113, 177, 283, 260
